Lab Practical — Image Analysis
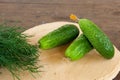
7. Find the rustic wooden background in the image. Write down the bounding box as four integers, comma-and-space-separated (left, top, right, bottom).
0, 0, 120, 80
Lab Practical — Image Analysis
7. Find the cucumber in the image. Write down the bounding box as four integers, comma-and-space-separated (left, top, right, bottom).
65, 34, 93, 61
38, 24, 79, 49
78, 19, 114, 59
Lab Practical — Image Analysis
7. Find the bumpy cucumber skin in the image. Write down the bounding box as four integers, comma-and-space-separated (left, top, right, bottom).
38, 24, 79, 49
79, 19, 114, 59
65, 34, 93, 61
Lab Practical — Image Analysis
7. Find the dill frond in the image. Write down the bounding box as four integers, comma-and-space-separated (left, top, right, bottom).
0, 24, 40, 80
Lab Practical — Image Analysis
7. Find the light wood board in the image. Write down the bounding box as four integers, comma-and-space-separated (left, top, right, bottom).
0, 22, 120, 80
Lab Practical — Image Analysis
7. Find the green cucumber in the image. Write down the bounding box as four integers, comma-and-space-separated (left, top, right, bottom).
65, 34, 93, 61
79, 19, 114, 59
38, 24, 79, 49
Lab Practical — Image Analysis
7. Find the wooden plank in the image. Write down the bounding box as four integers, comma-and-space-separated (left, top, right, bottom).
0, 0, 120, 4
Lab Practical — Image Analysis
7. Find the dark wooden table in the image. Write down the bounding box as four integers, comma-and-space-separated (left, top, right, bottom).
0, 0, 120, 80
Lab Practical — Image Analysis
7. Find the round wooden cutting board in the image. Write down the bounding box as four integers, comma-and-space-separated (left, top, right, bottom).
0, 22, 120, 80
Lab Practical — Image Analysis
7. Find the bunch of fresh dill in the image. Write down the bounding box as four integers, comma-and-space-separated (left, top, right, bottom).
0, 24, 40, 80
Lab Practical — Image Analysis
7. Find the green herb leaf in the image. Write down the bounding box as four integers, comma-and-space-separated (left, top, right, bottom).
0, 24, 40, 80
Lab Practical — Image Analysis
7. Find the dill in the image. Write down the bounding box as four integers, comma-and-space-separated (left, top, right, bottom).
0, 24, 40, 80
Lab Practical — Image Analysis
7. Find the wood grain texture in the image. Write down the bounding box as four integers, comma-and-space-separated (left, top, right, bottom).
0, 0, 119, 80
